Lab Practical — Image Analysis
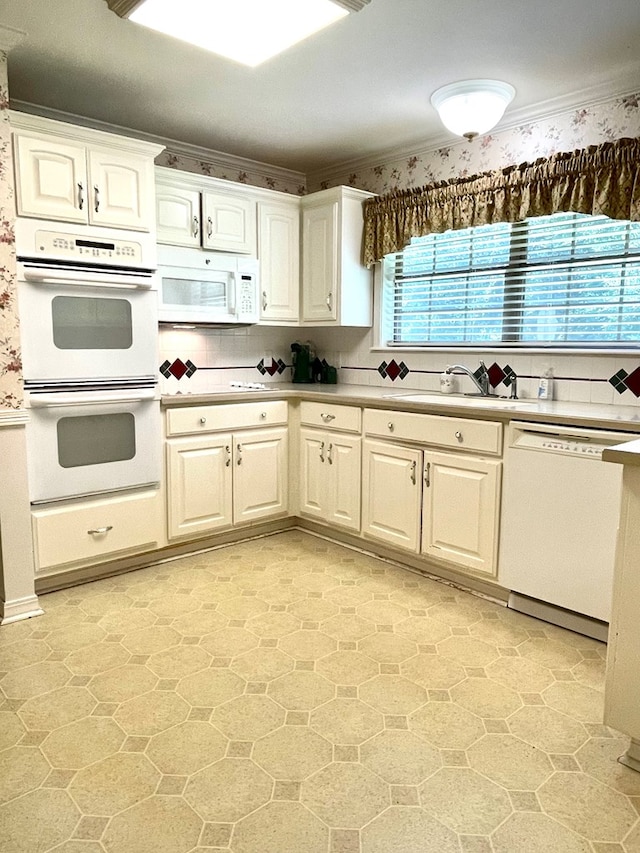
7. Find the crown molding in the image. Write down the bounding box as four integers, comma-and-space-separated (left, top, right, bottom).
307, 81, 640, 187
0, 25, 26, 54
9, 100, 306, 187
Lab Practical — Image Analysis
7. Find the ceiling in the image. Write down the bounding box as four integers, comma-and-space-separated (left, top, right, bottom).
2, 0, 640, 176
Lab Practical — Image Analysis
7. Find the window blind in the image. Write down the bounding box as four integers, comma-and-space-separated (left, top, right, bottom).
384, 213, 640, 348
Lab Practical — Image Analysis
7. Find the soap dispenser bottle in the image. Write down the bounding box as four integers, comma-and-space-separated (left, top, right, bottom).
537, 368, 554, 400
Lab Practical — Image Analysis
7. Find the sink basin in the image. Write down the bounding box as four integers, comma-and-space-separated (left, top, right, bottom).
384, 393, 538, 409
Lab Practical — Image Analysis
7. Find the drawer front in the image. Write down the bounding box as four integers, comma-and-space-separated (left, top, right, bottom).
363, 408, 502, 455
300, 401, 361, 433
33, 490, 161, 571
167, 400, 288, 436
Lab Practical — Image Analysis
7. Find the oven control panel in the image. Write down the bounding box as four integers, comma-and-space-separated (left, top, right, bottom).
33, 230, 144, 265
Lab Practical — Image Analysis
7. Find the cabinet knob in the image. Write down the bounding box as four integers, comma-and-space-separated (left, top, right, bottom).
88, 525, 113, 535
321, 413, 335, 422
388, 422, 394, 432
260, 412, 267, 419
200, 417, 207, 425
455, 430, 463, 442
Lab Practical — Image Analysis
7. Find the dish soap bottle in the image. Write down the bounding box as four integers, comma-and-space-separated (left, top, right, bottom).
537, 368, 554, 400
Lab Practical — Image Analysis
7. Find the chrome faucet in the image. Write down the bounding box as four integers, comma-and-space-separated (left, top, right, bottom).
509, 373, 518, 399
446, 361, 491, 396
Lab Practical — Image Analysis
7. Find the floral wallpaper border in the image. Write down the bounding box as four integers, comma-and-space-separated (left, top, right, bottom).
0, 49, 22, 411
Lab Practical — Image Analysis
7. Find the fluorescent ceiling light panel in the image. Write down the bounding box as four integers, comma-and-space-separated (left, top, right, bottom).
128, 0, 349, 66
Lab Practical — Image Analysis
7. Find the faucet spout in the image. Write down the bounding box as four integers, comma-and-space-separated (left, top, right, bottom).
446, 361, 491, 396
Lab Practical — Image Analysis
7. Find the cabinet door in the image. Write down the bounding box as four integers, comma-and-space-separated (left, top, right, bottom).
233, 428, 288, 524
14, 134, 87, 223
327, 434, 361, 532
258, 201, 300, 323
88, 148, 154, 231
299, 428, 327, 522
167, 434, 233, 539
202, 192, 257, 254
302, 201, 338, 322
362, 439, 421, 552
156, 185, 202, 247
422, 451, 501, 576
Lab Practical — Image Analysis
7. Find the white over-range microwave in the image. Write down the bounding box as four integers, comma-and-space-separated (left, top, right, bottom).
157, 245, 259, 326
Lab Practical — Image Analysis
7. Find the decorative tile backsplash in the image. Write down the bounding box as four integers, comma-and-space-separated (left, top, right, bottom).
610, 366, 640, 397
377, 359, 410, 381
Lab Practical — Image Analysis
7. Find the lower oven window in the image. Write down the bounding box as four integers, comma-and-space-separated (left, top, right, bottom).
52, 296, 133, 350
57, 413, 136, 468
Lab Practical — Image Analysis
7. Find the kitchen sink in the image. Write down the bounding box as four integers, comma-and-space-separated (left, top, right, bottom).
384, 393, 539, 409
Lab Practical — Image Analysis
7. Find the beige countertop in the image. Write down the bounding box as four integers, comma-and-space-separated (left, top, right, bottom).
162, 382, 640, 433
603, 438, 640, 466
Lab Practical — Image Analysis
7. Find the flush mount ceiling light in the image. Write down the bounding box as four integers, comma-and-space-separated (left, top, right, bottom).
105, 0, 370, 66
430, 79, 516, 141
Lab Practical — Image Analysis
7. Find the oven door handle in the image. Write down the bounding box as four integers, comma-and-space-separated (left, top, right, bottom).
29, 389, 158, 407
21, 267, 155, 290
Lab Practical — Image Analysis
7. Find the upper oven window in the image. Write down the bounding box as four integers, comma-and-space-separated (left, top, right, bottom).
57, 413, 136, 468
51, 296, 133, 350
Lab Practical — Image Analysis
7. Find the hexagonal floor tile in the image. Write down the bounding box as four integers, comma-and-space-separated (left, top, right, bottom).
485, 656, 555, 694
362, 806, 460, 853
200, 627, 259, 658
246, 611, 301, 639
268, 671, 335, 710
518, 638, 583, 669
170, 609, 228, 636
0, 788, 80, 853
316, 650, 379, 685
320, 614, 376, 642
102, 795, 202, 853
358, 633, 417, 664
409, 701, 484, 750
287, 598, 338, 622
359, 675, 427, 715
217, 596, 270, 621
45, 623, 106, 652
230, 647, 294, 682
360, 729, 441, 785
252, 726, 332, 780
79, 592, 134, 617
176, 667, 245, 707
508, 705, 588, 754
64, 642, 130, 677
436, 636, 499, 668
146, 644, 211, 679
121, 626, 181, 656
428, 601, 483, 628
114, 691, 189, 736
212, 695, 285, 741
0, 746, 50, 804
278, 630, 337, 661
467, 733, 553, 790
185, 757, 272, 822
491, 812, 592, 853
70, 752, 160, 815
146, 595, 200, 618
232, 801, 328, 853
420, 767, 512, 834
146, 720, 227, 775
450, 677, 522, 719
357, 600, 410, 625
0, 711, 25, 750
18, 686, 96, 731
543, 681, 604, 723
302, 762, 389, 828
88, 664, 158, 704
310, 698, 384, 745
98, 607, 156, 635
400, 654, 466, 690
1, 660, 72, 700
0, 639, 50, 671
41, 716, 124, 768
394, 615, 451, 645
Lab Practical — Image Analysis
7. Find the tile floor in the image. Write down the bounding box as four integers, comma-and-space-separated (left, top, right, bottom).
1, 530, 640, 853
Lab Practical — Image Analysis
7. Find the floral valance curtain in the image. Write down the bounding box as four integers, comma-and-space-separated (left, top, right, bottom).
362, 136, 640, 267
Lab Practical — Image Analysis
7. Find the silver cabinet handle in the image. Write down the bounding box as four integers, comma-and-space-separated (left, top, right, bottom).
455, 430, 463, 443
262, 291, 268, 311
207, 216, 213, 238
94, 185, 100, 213
410, 460, 417, 485
77, 182, 84, 210
236, 442, 242, 465
88, 525, 112, 535
260, 412, 267, 419
424, 462, 431, 488
225, 445, 231, 467
200, 417, 207, 425
388, 422, 394, 432
193, 216, 200, 238
326, 291, 333, 312
321, 413, 336, 422
319, 441, 325, 463
327, 443, 333, 465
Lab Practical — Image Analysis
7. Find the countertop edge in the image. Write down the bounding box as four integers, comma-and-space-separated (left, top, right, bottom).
603, 439, 640, 465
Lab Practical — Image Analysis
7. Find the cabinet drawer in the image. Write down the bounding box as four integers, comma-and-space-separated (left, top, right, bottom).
300, 401, 361, 433
363, 408, 502, 455
32, 489, 161, 571
166, 400, 288, 436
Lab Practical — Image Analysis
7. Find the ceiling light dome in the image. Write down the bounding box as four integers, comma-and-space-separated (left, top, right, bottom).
431, 79, 516, 141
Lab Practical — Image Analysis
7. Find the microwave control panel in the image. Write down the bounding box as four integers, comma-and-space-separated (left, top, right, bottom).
238, 274, 258, 320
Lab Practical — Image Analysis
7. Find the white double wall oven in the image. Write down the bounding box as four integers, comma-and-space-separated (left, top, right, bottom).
17, 219, 161, 504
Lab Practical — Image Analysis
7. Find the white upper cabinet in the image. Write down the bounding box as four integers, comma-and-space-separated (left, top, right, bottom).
301, 185, 375, 327
11, 112, 162, 232
202, 191, 256, 254
155, 184, 202, 247
258, 199, 300, 324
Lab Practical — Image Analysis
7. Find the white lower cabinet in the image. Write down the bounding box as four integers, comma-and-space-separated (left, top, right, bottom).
362, 439, 422, 552
299, 429, 361, 532
32, 488, 162, 576
422, 451, 501, 577
167, 426, 288, 540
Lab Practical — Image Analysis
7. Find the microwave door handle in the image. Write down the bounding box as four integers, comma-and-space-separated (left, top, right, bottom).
228, 272, 237, 315
29, 389, 158, 407
21, 267, 154, 290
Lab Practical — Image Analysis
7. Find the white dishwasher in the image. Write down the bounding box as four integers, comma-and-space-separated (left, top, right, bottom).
499, 421, 635, 637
